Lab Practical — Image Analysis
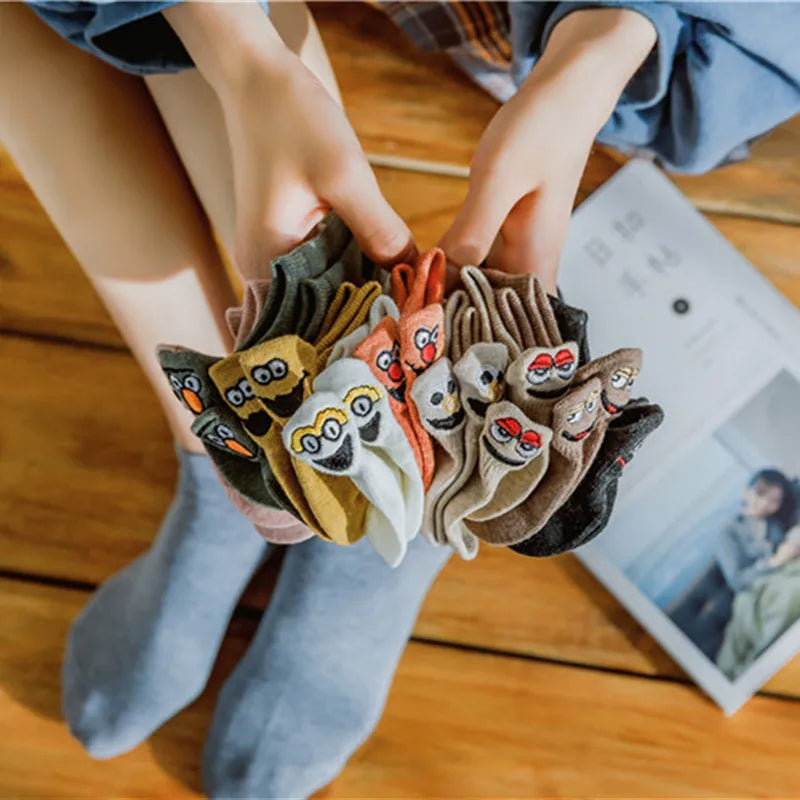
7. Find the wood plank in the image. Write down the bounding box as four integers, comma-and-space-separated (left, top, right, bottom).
3, 333, 799, 697
314, 3, 800, 224
3, 576, 800, 798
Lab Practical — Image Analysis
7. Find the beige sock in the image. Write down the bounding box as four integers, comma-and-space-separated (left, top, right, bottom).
409, 358, 466, 544
444, 401, 549, 555
495, 287, 537, 349
466, 377, 603, 544
431, 343, 509, 554
482, 270, 554, 347
444, 290, 471, 363
506, 343, 581, 424
460, 266, 521, 358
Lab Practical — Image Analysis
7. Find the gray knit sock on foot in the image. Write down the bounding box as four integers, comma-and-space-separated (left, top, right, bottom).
62, 447, 269, 759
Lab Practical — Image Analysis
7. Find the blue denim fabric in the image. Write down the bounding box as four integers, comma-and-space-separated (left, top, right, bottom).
509, 2, 800, 173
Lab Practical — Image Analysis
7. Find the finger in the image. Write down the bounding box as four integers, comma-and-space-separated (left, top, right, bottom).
438, 177, 518, 268
322, 158, 417, 267
488, 187, 574, 294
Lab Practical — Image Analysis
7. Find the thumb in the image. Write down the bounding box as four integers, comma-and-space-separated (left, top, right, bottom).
438, 177, 518, 268
323, 158, 417, 267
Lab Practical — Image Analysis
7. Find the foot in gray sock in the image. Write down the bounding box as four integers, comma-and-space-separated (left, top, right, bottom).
203, 534, 451, 799
62, 447, 269, 759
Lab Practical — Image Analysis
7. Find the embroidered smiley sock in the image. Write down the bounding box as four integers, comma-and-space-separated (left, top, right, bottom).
430, 343, 509, 555
467, 377, 603, 545
325, 295, 400, 366
284, 393, 407, 566
409, 359, 466, 545
444, 402, 549, 554
240, 336, 368, 544
398, 303, 446, 490
506, 343, 581, 425
314, 358, 424, 542
210, 348, 322, 534
354, 317, 424, 477
157, 346, 220, 417
514, 398, 664, 557
481, 269, 554, 347
391, 247, 446, 313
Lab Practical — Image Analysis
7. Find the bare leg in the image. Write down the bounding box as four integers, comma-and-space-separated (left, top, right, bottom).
0, 3, 235, 452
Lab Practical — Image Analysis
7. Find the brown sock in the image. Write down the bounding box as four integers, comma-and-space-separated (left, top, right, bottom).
444, 289, 471, 363
482, 269, 554, 347
398, 303, 446, 490
353, 317, 425, 475
532, 275, 563, 345
226, 279, 270, 350
460, 266, 521, 358
506, 343, 581, 424
495, 287, 537, 349
466, 377, 603, 544
239, 336, 368, 544
431, 343, 509, 550
444, 401, 549, 556
409, 358, 466, 544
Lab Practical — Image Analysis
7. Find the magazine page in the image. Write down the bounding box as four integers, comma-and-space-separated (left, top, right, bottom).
557, 160, 800, 713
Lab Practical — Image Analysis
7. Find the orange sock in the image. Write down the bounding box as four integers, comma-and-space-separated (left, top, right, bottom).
397, 303, 446, 490
391, 248, 446, 313
353, 317, 424, 477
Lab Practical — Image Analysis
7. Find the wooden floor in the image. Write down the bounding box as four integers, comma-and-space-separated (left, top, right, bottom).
3, 4, 800, 797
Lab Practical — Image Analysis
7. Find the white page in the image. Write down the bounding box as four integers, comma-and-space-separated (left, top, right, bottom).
556, 160, 800, 713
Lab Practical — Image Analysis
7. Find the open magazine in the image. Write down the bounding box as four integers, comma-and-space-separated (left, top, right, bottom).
558, 159, 800, 714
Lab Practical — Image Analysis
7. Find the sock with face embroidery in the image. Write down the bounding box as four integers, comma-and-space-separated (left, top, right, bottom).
285, 392, 408, 566
409, 359, 466, 545
549, 292, 591, 366
314, 358, 423, 542
159, 346, 306, 537
354, 317, 424, 478
506, 342, 581, 425
466, 377, 603, 545
398, 303, 446, 490
443, 401, 550, 554
513, 398, 664, 557
240, 336, 369, 545
391, 247, 446, 313
430, 343, 509, 557
325, 295, 400, 366
479, 269, 553, 347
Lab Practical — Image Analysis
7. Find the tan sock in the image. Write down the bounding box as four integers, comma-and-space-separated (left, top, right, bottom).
430, 343, 509, 552
482, 270, 554, 347
532, 275, 563, 345
444, 290, 471, 362
496, 287, 537, 349
466, 377, 603, 544
409, 358, 466, 544
460, 266, 521, 358
443, 401, 549, 556
506, 343, 581, 424
239, 336, 369, 544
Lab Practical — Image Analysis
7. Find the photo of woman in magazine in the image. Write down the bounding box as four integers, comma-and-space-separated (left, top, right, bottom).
667, 470, 800, 671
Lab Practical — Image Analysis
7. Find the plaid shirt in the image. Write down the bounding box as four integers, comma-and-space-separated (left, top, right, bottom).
377, 1, 512, 67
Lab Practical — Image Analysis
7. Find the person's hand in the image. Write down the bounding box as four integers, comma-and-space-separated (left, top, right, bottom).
165, 3, 415, 277
440, 8, 657, 293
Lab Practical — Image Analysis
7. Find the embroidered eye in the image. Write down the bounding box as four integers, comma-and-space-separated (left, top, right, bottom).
251, 366, 271, 384
527, 368, 552, 385
207, 432, 224, 447
430, 325, 439, 344
430, 391, 444, 406
566, 407, 584, 424
479, 364, 502, 386
628, 377, 635, 388
554, 350, 576, 379
392, 342, 401, 358
585, 393, 599, 413
184, 374, 201, 392
269, 358, 288, 380
446, 378, 457, 394
517, 429, 542, 456
610, 371, 628, 390
490, 417, 521, 444
300, 434, 320, 454
238, 378, 254, 399
376, 350, 393, 371
351, 395, 374, 417
169, 374, 182, 392
216, 425, 235, 439
322, 418, 342, 441
225, 387, 244, 408
414, 328, 432, 349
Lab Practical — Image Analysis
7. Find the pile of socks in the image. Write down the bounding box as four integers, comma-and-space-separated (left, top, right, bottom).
158, 213, 663, 567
